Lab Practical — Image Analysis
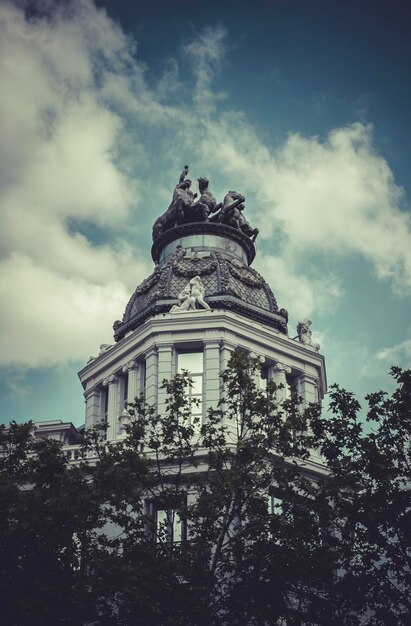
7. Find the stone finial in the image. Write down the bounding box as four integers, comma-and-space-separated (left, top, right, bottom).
170, 275, 211, 313
296, 319, 320, 352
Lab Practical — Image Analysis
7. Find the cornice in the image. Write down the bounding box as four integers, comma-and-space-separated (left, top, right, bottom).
79, 309, 327, 393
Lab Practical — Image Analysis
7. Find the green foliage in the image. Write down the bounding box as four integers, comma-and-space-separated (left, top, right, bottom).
0, 356, 410, 625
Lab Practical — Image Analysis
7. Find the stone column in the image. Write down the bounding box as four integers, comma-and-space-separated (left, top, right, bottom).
145, 345, 158, 409
103, 374, 119, 441
84, 388, 101, 430
249, 351, 266, 389
157, 344, 174, 418
204, 340, 221, 414
219, 339, 236, 382
124, 360, 143, 405
271, 362, 292, 404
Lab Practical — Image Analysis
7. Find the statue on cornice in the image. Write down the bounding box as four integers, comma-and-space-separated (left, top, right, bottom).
296, 319, 320, 352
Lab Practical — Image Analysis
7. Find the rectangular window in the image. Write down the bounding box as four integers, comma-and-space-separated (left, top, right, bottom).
147, 501, 186, 546
156, 508, 184, 544
177, 351, 204, 425
268, 493, 283, 516
102, 387, 108, 423
122, 372, 129, 409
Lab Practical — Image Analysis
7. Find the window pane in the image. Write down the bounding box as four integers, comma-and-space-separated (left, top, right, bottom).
178, 351, 203, 373
156, 509, 168, 543
123, 373, 129, 407
191, 400, 202, 417
268, 494, 283, 515
273, 496, 283, 515
190, 376, 203, 395
173, 512, 182, 543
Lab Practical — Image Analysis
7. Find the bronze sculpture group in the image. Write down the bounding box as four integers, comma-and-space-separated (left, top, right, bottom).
152, 166, 259, 242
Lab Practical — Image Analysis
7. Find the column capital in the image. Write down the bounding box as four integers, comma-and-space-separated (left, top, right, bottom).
273, 362, 292, 375
219, 339, 237, 352
204, 339, 221, 349
122, 359, 140, 373
157, 343, 174, 354
144, 345, 158, 358
299, 373, 319, 384
103, 374, 119, 386
249, 351, 265, 364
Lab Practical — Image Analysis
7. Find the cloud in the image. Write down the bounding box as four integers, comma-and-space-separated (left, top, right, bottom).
182, 24, 227, 113
375, 339, 411, 367
0, 254, 130, 367
1, 0, 411, 374
255, 254, 342, 319
0, 0, 152, 367
195, 117, 411, 295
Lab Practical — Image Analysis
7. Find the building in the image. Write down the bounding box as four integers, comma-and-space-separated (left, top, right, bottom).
35, 169, 326, 476
59, 170, 327, 471
16, 170, 331, 623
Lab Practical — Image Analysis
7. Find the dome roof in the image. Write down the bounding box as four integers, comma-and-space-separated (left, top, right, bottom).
113, 222, 288, 341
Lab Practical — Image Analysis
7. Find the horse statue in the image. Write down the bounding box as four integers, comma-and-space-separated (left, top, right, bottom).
183, 177, 217, 223
220, 191, 259, 242
152, 179, 195, 240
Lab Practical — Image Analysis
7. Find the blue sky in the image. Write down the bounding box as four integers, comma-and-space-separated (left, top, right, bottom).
1, 0, 411, 426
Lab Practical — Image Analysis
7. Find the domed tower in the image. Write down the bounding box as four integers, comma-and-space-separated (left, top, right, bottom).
78, 169, 326, 446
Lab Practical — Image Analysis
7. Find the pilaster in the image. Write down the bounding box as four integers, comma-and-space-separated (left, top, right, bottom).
145, 345, 158, 408
157, 344, 174, 417
123, 360, 143, 405
271, 361, 292, 403
84, 388, 102, 430
298, 373, 319, 410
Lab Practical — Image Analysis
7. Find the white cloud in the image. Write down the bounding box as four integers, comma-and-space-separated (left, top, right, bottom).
1, 0, 411, 374
0, 1, 151, 367
0, 254, 130, 367
195, 117, 411, 294
255, 254, 342, 319
183, 24, 227, 113
375, 339, 411, 367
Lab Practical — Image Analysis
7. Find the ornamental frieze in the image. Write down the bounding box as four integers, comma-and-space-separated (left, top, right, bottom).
172, 257, 217, 278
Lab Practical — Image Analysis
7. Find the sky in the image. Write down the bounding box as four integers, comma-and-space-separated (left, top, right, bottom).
1, 0, 411, 426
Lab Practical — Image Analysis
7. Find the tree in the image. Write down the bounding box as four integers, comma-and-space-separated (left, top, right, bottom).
0, 354, 410, 625
311, 366, 411, 625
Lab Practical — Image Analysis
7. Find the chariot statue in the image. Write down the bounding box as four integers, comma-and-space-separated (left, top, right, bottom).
152, 166, 258, 243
